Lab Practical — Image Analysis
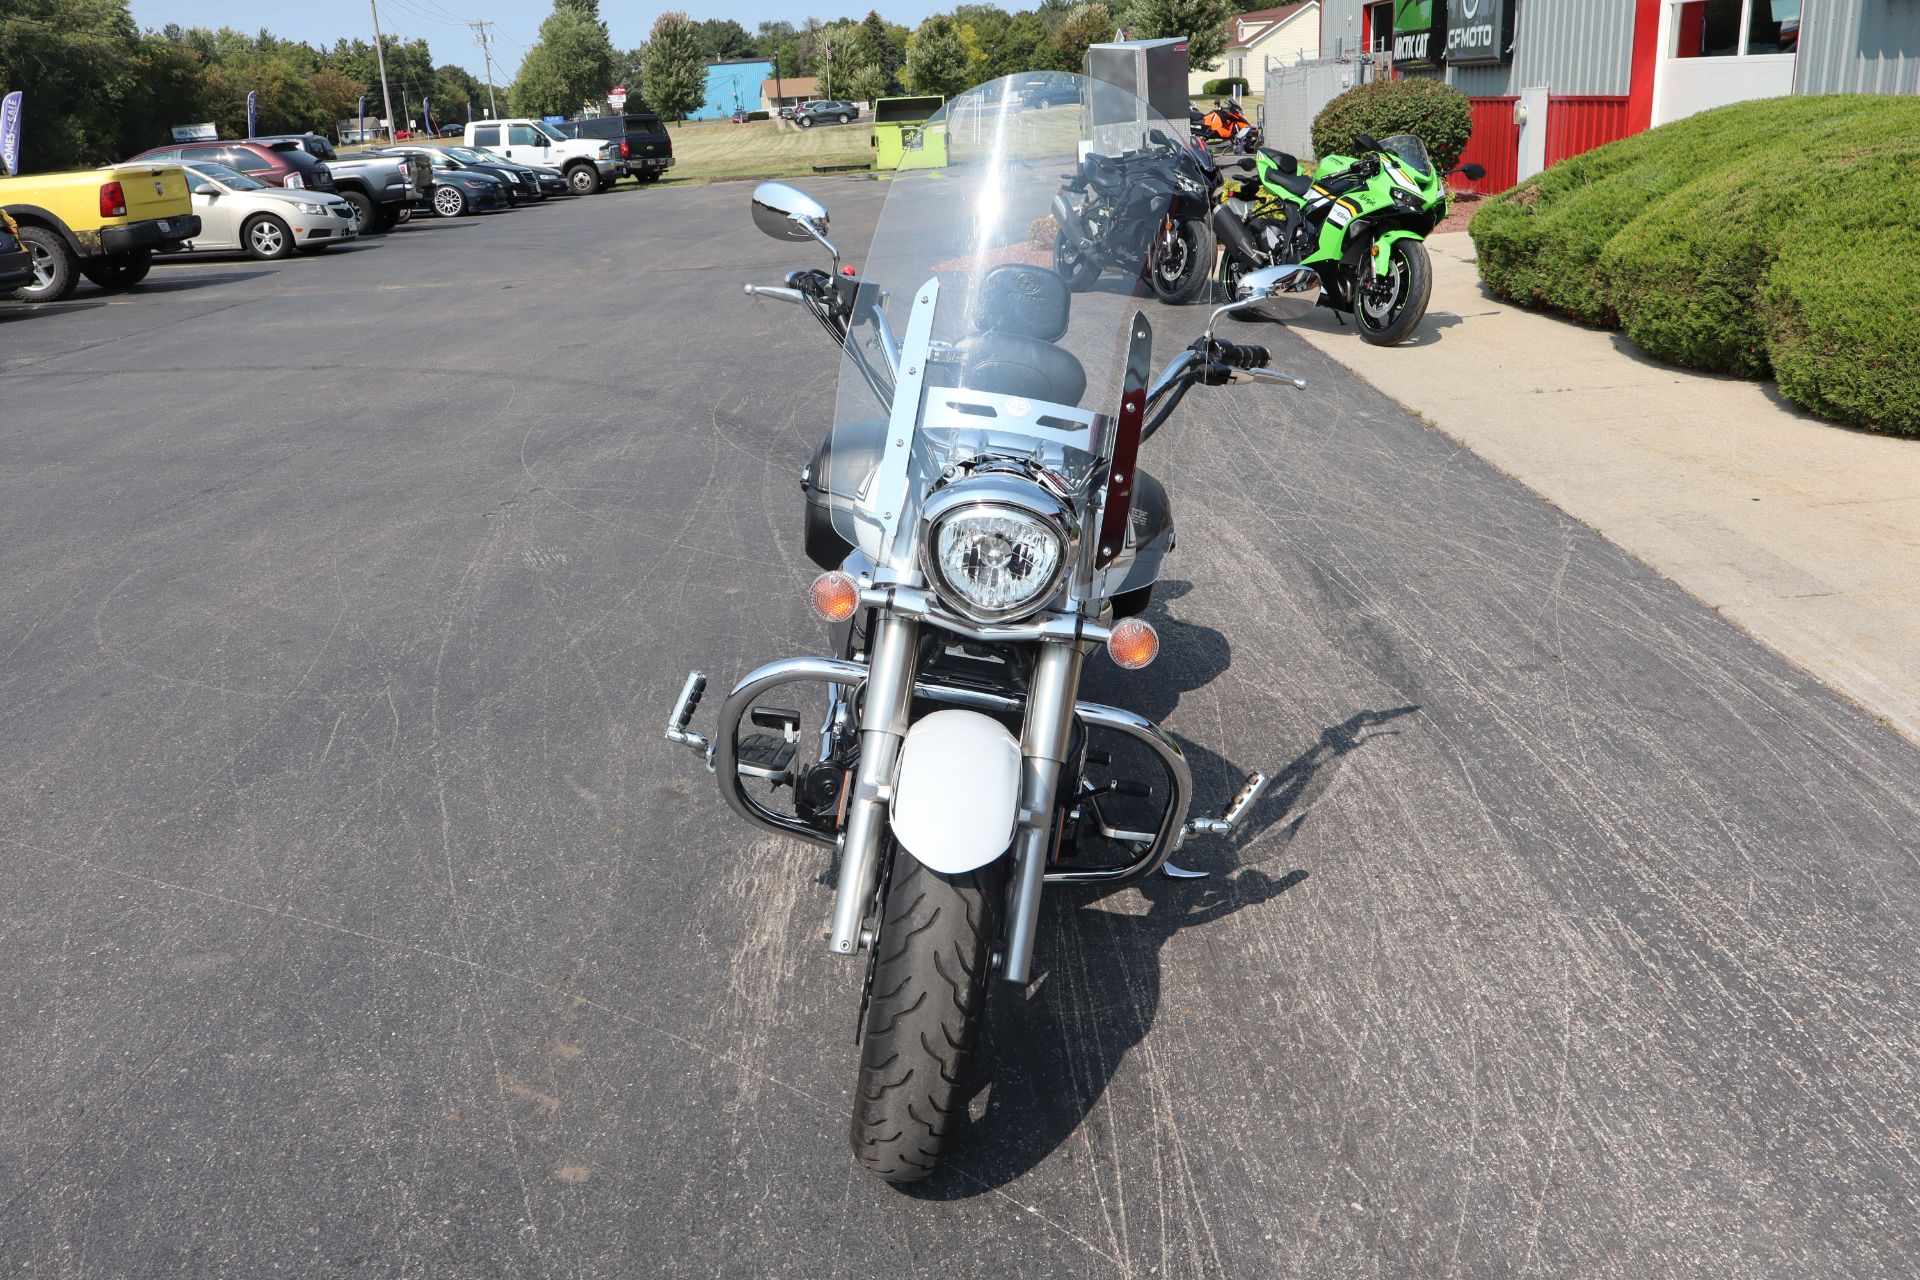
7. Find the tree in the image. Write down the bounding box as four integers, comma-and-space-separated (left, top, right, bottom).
902, 15, 973, 101
610, 46, 647, 107
1050, 2, 1113, 72
310, 67, 362, 129
510, 1, 615, 118
1122, 0, 1234, 69
641, 12, 706, 123
695, 18, 755, 61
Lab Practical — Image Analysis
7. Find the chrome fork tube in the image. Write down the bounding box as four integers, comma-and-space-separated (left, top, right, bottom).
827, 612, 919, 956
1001, 641, 1083, 984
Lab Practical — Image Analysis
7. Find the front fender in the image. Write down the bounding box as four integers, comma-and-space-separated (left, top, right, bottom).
890, 710, 1021, 874
1371, 228, 1425, 276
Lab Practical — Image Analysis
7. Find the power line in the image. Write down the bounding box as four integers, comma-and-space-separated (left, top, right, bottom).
470, 19, 500, 116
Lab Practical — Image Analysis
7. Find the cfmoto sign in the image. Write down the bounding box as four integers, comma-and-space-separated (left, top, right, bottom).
1447, 0, 1513, 65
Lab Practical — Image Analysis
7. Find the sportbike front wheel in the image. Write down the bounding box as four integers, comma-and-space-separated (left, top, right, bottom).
850, 845, 1005, 1183
1354, 238, 1433, 346
1149, 216, 1215, 305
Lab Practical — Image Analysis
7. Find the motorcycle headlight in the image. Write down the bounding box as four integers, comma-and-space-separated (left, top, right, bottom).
921, 480, 1070, 623
1391, 186, 1424, 210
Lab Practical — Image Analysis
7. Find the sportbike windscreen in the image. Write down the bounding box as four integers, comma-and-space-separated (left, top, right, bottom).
822, 74, 1183, 570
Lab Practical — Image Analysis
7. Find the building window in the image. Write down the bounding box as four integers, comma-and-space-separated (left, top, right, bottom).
1673, 0, 1800, 59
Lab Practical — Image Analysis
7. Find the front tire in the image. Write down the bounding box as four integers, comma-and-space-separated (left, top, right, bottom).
432, 185, 467, 218
80, 249, 153, 291
851, 847, 1006, 1183
798, 115, 814, 129
242, 214, 294, 260
566, 164, 598, 195
1354, 238, 1433, 346
1149, 216, 1216, 305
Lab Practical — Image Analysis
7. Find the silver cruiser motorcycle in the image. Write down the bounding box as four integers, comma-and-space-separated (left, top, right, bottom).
665, 75, 1321, 1184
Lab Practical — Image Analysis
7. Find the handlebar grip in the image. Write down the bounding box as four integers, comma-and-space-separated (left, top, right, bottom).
1217, 341, 1271, 370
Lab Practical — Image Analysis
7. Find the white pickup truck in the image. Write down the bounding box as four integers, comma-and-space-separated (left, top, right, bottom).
464, 119, 624, 195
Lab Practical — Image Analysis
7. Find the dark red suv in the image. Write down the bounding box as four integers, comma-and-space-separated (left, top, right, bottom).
127, 140, 336, 193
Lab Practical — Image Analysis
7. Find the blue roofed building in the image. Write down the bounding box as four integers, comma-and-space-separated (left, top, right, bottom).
692, 57, 775, 120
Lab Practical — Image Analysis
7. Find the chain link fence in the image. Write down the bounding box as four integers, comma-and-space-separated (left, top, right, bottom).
1261, 53, 1385, 161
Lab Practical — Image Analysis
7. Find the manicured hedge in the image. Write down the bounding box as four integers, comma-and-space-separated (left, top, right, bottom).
1311, 77, 1472, 170
1471, 96, 1920, 436
1201, 78, 1249, 97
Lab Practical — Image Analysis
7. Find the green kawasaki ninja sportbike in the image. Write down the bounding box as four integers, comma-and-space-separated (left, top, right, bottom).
1212, 132, 1484, 346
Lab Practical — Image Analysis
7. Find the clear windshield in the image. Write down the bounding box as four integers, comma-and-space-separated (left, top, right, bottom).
535, 123, 567, 143
824, 73, 1180, 574
1380, 133, 1433, 177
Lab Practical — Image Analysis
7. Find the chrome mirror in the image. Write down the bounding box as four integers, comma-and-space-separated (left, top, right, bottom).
1233, 264, 1321, 322
1202, 263, 1322, 340
751, 181, 830, 242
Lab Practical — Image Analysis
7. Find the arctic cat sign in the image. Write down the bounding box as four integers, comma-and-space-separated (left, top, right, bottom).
1446, 0, 1513, 65
1393, 0, 1439, 67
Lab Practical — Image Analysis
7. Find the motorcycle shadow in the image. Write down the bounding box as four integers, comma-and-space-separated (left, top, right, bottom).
903, 586, 1420, 1196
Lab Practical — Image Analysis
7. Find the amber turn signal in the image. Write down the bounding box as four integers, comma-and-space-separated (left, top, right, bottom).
1106, 618, 1159, 670
809, 571, 861, 622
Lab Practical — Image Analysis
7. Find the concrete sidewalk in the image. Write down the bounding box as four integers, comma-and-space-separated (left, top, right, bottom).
1281, 231, 1920, 743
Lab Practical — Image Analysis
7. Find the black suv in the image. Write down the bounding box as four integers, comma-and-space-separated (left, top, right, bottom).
793, 100, 860, 128
551, 114, 675, 183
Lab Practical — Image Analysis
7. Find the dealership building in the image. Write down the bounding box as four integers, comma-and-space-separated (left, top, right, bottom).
1312, 1, 1920, 189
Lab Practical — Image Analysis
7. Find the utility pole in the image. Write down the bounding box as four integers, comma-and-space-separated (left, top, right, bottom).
369, 0, 397, 142
471, 21, 500, 117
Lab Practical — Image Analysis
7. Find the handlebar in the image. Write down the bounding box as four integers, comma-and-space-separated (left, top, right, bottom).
1214, 340, 1270, 370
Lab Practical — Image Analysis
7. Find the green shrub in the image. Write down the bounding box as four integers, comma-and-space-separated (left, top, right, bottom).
1469, 95, 1920, 435
1759, 147, 1920, 437
1201, 78, 1249, 97
1311, 77, 1472, 171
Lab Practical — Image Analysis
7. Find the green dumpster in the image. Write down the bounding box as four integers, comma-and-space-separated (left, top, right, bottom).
871, 95, 947, 171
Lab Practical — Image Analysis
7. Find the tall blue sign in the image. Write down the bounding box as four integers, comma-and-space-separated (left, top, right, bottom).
246, 89, 257, 137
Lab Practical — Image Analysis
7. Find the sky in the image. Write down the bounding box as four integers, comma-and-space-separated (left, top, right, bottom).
125, 0, 950, 83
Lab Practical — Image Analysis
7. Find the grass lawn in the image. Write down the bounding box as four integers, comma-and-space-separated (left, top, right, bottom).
657, 116, 873, 185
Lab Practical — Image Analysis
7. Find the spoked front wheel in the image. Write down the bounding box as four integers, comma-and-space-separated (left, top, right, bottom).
1354, 237, 1433, 346
851, 845, 1006, 1183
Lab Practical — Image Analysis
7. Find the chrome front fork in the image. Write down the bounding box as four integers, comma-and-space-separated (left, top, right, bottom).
826, 612, 919, 956
1002, 641, 1082, 985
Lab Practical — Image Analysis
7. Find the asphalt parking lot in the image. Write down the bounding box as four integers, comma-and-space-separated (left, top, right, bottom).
4, 181, 1918, 1279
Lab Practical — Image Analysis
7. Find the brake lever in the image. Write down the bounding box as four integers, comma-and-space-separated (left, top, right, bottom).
1227, 367, 1308, 390
743, 284, 806, 304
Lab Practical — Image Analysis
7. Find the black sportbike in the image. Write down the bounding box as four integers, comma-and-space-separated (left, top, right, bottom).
1052, 128, 1219, 305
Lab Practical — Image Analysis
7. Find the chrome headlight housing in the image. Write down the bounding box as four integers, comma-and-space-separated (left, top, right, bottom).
920, 474, 1072, 624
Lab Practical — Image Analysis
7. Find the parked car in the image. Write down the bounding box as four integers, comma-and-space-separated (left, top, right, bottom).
1020, 78, 1081, 110
521, 164, 570, 197
372, 149, 509, 218
403, 145, 545, 203
550, 114, 674, 183
254, 132, 426, 231
129, 140, 336, 195
167, 161, 357, 259
1, 162, 200, 302
0, 208, 34, 297
465, 119, 622, 194
793, 99, 859, 128
438, 124, 463, 137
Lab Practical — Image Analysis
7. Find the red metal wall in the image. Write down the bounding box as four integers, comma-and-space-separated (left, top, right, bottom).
1457, 96, 1519, 194
1544, 96, 1634, 167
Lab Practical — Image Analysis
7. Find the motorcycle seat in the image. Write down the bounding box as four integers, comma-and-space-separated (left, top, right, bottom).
1084, 152, 1126, 191
1259, 152, 1314, 197
958, 331, 1087, 407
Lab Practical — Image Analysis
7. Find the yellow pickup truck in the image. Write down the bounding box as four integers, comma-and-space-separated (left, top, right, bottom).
0, 163, 201, 303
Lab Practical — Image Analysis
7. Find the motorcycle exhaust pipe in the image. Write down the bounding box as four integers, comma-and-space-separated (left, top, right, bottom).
1212, 202, 1263, 268
1051, 193, 1091, 251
